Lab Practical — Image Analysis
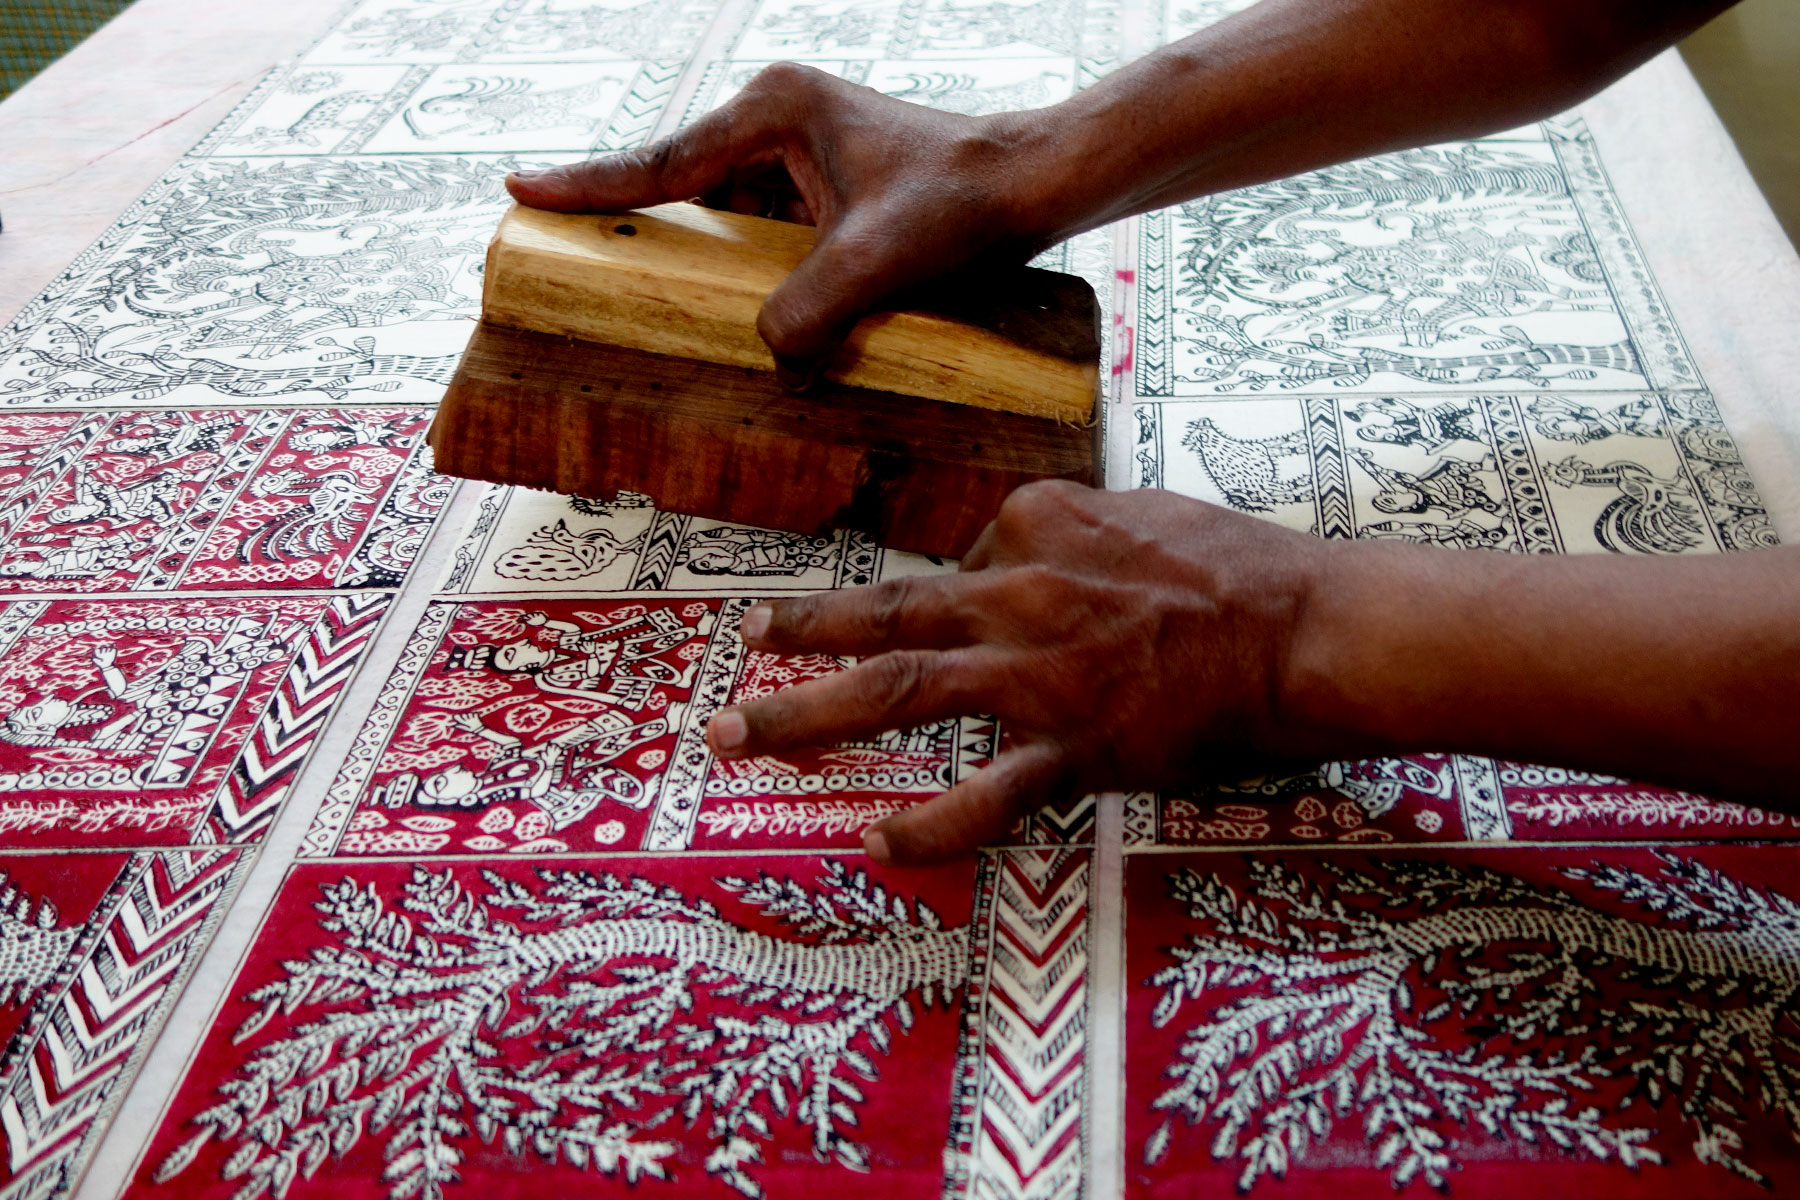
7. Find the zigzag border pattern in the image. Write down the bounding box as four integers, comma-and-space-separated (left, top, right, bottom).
599, 60, 684, 152
0, 847, 249, 1200
947, 848, 1091, 1200
195, 591, 392, 845
301, 597, 453, 857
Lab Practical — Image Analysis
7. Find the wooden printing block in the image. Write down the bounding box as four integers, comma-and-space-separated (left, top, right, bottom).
428, 203, 1101, 559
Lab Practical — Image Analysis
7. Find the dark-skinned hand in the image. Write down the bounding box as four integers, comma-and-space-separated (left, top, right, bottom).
700, 482, 1330, 865
504, 62, 1058, 385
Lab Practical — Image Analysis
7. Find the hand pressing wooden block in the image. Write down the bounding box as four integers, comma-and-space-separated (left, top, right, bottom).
428, 203, 1102, 559
482, 203, 1100, 422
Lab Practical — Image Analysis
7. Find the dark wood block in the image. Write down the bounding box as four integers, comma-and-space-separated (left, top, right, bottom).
428, 323, 1098, 560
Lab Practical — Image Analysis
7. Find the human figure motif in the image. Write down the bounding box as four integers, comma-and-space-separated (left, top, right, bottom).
388, 704, 683, 827
48, 463, 183, 525
444, 608, 713, 704
0, 531, 142, 579
681, 528, 837, 577
1528, 396, 1663, 445
1349, 448, 1502, 521
104, 414, 239, 458
0, 619, 298, 757
1349, 398, 1481, 453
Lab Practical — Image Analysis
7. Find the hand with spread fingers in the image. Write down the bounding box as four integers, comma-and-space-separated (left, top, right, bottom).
703, 481, 1800, 866
701, 482, 1329, 865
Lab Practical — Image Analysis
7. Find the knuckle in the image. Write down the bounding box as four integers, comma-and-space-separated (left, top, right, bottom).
861, 577, 916, 642
861, 651, 934, 714
996, 479, 1089, 538
748, 60, 815, 95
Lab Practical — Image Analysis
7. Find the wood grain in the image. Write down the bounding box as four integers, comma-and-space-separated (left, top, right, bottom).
482, 203, 1102, 422
429, 323, 1098, 559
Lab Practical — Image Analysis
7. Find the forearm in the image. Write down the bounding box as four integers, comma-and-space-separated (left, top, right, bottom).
1284, 542, 1800, 802
1003, 0, 1732, 239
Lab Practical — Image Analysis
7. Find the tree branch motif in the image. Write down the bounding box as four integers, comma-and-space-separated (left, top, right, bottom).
1146, 854, 1800, 1190
156, 862, 968, 1200
0, 870, 80, 1006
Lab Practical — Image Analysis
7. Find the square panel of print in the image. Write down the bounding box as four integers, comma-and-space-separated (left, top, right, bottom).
1123, 844, 1800, 1197
0, 593, 389, 847
127, 847, 1090, 1199
682, 55, 1083, 123
480, 0, 727, 62
1131, 133, 1697, 397
1135, 391, 1774, 554
442, 487, 881, 595
0, 408, 447, 592
306, 597, 1002, 856
301, 0, 723, 65
196, 65, 424, 157
0, 156, 523, 410
360, 61, 680, 154
300, 0, 519, 64
0, 848, 249, 1200
732, 0, 1119, 61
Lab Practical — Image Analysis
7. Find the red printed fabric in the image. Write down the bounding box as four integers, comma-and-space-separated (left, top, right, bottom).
133, 855, 981, 1199
0, 0, 1791, 1195
1125, 844, 1800, 1198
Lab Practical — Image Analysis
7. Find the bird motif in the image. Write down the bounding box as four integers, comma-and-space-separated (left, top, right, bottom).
1181, 418, 1313, 511
1544, 456, 1705, 554
239, 468, 375, 562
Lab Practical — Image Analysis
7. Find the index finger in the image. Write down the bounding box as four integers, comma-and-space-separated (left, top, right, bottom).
504, 94, 789, 213
741, 573, 987, 657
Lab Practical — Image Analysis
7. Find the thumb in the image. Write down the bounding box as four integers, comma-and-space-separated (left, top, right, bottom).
863, 742, 1072, 866
756, 225, 906, 374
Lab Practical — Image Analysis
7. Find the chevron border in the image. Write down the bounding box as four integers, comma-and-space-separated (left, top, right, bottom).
0, 847, 250, 1200
193, 591, 393, 846
946, 848, 1091, 1200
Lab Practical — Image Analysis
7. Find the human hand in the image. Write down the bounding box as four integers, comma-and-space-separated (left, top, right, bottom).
504, 63, 1066, 384
448, 712, 487, 734
702, 482, 1337, 864
91, 645, 117, 670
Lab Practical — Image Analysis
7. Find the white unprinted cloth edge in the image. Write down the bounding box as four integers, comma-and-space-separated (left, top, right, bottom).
1581, 49, 1800, 540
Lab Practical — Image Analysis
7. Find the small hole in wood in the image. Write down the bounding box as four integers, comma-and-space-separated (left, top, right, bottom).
580, 384, 592, 392
650, 381, 662, 391
510, 371, 522, 380
971, 443, 983, 453
613, 223, 637, 236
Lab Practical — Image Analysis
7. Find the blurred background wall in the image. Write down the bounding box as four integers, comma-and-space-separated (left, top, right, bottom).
1682, 0, 1800, 252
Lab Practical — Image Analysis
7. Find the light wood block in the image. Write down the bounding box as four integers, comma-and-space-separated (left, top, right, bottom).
481, 202, 1101, 423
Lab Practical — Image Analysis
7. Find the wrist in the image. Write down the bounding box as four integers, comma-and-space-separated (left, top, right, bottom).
972, 102, 1124, 250
1272, 539, 1451, 761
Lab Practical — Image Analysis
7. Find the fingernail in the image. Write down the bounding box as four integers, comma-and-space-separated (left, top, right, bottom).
508, 168, 546, 180
709, 710, 747, 755
740, 604, 771, 642
774, 356, 819, 393
863, 826, 892, 864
